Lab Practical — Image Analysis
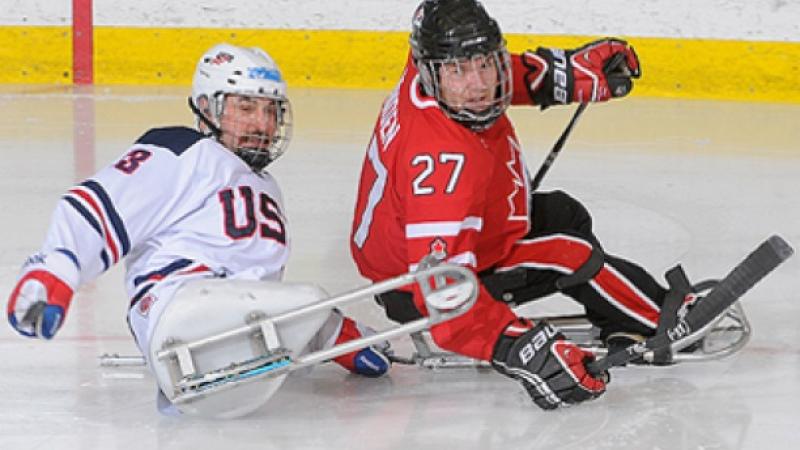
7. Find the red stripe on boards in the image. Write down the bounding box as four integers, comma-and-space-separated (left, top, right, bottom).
72, 0, 93, 84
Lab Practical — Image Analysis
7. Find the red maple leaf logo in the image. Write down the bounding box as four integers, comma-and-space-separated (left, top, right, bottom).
430, 238, 447, 259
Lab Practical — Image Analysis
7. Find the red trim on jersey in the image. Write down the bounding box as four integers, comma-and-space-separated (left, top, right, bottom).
140, 264, 212, 285
411, 282, 517, 361
501, 317, 534, 337
145, 274, 165, 282
69, 188, 120, 263
176, 265, 213, 276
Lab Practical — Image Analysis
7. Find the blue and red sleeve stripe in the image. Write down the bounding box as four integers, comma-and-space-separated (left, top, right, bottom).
62, 179, 130, 270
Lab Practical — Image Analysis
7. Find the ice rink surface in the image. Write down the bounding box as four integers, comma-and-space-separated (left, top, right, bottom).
0, 85, 798, 449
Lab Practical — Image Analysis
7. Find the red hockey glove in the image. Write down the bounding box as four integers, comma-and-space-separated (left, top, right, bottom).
571, 38, 641, 101
522, 38, 641, 107
7, 251, 78, 339
492, 319, 607, 410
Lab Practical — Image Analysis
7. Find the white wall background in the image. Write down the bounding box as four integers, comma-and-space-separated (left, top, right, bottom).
0, 0, 70, 25
2, 0, 799, 41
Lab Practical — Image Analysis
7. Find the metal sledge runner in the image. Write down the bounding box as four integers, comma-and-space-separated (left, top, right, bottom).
393, 298, 750, 369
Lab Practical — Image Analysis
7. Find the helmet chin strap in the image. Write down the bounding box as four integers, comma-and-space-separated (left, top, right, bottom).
187, 97, 275, 172
187, 97, 222, 138
433, 89, 501, 131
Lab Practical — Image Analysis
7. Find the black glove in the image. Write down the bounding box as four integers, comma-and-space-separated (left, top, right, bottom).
492, 320, 607, 410
522, 38, 641, 107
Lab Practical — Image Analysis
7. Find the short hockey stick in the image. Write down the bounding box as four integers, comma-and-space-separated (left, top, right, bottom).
530, 101, 587, 191
587, 235, 794, 376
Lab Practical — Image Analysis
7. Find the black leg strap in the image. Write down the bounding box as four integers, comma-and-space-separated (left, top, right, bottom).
652, 265, 693, 364
375, 291, 423, 324
481, 268, 529, 303
555, 246, 605, 290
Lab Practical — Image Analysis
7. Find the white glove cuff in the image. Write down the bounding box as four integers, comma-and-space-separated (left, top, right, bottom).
22, 250, 81, 290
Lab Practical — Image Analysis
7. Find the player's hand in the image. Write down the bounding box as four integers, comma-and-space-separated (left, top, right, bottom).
492, 320, 607, 410
352, 342, 392, 378
333, 316, 392, 377
526, 38, 641, 107
7, 252, 78, 339
570, 38, 641, 102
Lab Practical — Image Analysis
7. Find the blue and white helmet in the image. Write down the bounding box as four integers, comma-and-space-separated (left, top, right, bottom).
191, 43, 292, 170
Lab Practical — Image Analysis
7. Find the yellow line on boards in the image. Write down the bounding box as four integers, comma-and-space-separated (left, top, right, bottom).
0, 26, 72, 84
2, 26, 799, 103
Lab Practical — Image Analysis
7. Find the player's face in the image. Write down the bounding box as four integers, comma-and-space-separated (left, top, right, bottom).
437, 54, 499, 113
218, 94, 278, 153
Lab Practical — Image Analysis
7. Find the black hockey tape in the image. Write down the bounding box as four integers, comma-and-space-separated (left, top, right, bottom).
587, 235, 794, 376
684, 235, 793, 332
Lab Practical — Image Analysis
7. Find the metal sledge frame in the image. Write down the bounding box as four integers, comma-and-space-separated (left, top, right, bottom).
395, 278, 752, 369
150, 264, 479, 405
100, 280, 752, 373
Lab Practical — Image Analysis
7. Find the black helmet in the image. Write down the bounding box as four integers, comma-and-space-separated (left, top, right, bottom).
410, 0, 503, 61
409, 0, 512, 130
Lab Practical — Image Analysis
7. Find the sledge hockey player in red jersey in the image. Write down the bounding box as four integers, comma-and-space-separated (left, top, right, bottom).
7, 43, 390, 413
350, 0, 656, 409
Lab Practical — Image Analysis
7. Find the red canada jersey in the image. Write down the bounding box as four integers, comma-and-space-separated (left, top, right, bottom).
351, 55, 536, 281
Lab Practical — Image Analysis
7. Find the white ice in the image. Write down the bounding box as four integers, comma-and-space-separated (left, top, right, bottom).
0, 85, 798, 449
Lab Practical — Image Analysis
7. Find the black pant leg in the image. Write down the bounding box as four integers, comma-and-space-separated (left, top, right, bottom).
561, 254, 668, 337
492, 190, 667, 337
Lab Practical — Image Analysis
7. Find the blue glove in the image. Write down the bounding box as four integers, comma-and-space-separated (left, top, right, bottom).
352, 344, 392, 378
332, 316, 392, 377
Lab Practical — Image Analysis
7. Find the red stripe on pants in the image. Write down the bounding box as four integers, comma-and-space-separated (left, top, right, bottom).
500, 235, 660, 329
500, 235, 592, 272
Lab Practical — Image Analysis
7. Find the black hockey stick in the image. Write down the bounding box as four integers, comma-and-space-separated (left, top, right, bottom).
530, 52, 631, 191
587, 235, 794, 376
530, 101, 587, 191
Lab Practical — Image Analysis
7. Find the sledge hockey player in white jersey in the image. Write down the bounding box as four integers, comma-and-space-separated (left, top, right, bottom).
6, 43, 391, 414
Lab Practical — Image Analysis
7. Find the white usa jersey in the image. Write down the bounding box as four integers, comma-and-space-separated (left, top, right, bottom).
37, 126, 289, 307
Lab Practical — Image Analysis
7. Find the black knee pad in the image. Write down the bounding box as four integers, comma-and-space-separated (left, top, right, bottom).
481, 268, 531, 303
375, 290, 423, 323
531, 190, 594, 236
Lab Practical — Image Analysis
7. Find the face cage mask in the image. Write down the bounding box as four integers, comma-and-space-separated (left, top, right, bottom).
209, 92, 293, 172
418, 49, 512, 131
